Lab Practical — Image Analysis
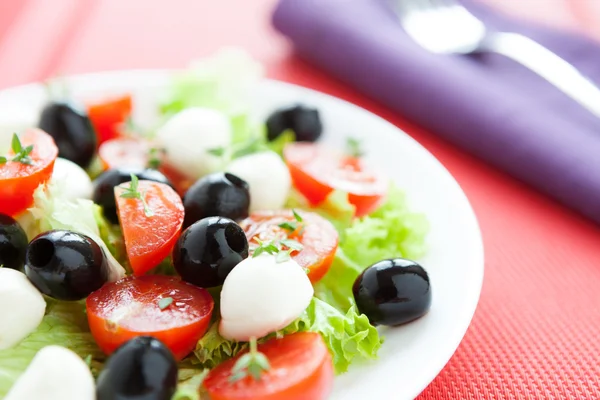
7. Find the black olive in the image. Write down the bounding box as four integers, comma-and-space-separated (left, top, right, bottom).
24, 230, 109, 301
353, 258, 431, 326
38, 101, 97, 168
0, 214, 28, 271
173, 216, 249, 288
93, 167, 173, 224
96, 336, 177, 400
266, 104, 323, 142
183, 172, 250, 228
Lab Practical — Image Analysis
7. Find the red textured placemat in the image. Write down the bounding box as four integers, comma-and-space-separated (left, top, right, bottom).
3, 0, 600, 398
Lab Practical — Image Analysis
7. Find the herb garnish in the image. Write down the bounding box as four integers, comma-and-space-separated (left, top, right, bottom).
119, 174, 154, 217
277, 209, 304, 233
158, 297, 173, 310
147, 147, 165, 169
346, 137, 365, 158
0, 134, 34, 165
229, 337, 270, 383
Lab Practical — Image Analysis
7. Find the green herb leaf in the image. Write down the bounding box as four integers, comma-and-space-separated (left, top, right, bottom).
11, 134, 22, 153
119, 174, 154, 217
147, 147, 164, 169
7, 133, 34, 165
252, 240, 280, 258
280, 239, 304, 252
158, 297, 173, 310
346, 137, 364, 158
207, 147, 226, 157
277, 221, 297, 232
292, 209, 303, 222
228, 337, 270, 384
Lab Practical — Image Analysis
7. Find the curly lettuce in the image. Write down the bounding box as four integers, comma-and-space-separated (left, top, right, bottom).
341, 185, 429, 267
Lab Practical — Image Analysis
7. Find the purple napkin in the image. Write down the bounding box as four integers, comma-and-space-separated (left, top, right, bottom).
272, 0, 600, 223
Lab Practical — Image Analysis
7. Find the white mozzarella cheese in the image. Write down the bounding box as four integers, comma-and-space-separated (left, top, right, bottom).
227, 151, 291, 212
5, 345, 95, 400
0, 268, 46, 350
219, 254, 313, 341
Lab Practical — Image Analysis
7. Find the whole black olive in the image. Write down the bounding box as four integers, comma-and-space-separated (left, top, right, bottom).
0, 214, 28, 271
266, 104, 323, 142
93, 167, 173, 224
25, 230, 109, 301
38, 101, 97, 168
96, 336, 177, 400
183, 172, 250, 228
173, 216, 249, 288
353, 258, 432, 326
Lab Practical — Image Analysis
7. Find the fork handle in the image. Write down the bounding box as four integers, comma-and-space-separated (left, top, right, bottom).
481, 32, 600, 117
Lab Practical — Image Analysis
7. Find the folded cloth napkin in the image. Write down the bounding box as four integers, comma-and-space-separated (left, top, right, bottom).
273, 0, 600, 223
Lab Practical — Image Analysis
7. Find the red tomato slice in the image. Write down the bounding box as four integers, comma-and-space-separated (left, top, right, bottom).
99, 137, 190, 196
87, 94, 132, 144
0, 129, 58, 216
86, 275, 214, 360
98, 137, 150, 171
240, 210, 338, 283
204, 332, 333, 400
283, 143, 388, 217
115, 180, 184, 275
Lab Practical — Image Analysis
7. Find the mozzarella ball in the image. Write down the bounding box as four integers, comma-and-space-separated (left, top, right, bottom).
227, 151, 291, 212
50, 157, 93, 200
156, 107, 231, 180
0, 268, 46, 349
219, 254, 313, 341
5, 345, 95, 400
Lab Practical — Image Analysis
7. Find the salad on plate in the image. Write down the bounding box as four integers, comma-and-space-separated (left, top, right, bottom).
0, 49, 431, 400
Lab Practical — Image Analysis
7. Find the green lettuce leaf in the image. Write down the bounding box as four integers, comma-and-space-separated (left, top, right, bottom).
193, 323, 246, 370
285, 189, 356, 234
314, 249, 363, 312
0, 299, 103, 397
17, 182, 126, 281
281, 297, 382, 374
161, 48, 263, 145
340, 185, 429, 267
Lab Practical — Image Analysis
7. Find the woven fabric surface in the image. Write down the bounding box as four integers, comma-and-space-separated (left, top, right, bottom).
2, 0, 600, 398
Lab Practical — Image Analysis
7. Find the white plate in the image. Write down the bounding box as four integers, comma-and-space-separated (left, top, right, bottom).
0, 70, 484, 400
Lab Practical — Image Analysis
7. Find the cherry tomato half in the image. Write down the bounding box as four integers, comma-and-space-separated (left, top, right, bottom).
98, 137, 150, 171
86, 275, 214, 360
283, 143, 388, 217
87, 94, 132, 144
0, 129, 58, 216
204, 332, 333, 400
115, 180, 184, 275
99, 137, 190, 196
240, 210, 338, 283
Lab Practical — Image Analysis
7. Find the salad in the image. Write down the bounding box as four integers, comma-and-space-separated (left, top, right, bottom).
0, 49, 431, 400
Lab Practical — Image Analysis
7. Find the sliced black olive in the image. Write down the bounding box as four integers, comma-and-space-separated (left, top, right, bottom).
173, 216, 249, 288
25, 230, 109, 301
38, 101, 97, 168
93, 167, 173, 224
266, 104, 323, 142
353, 258, 431, 326
0, 214, 28, 271
96, 336, 177, 400
183, 172, 250, 228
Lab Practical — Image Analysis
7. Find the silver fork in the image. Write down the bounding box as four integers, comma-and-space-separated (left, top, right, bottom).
394, 0, 600, 117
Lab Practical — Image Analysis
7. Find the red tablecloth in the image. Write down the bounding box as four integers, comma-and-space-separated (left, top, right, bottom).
2, 1, 600, 398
